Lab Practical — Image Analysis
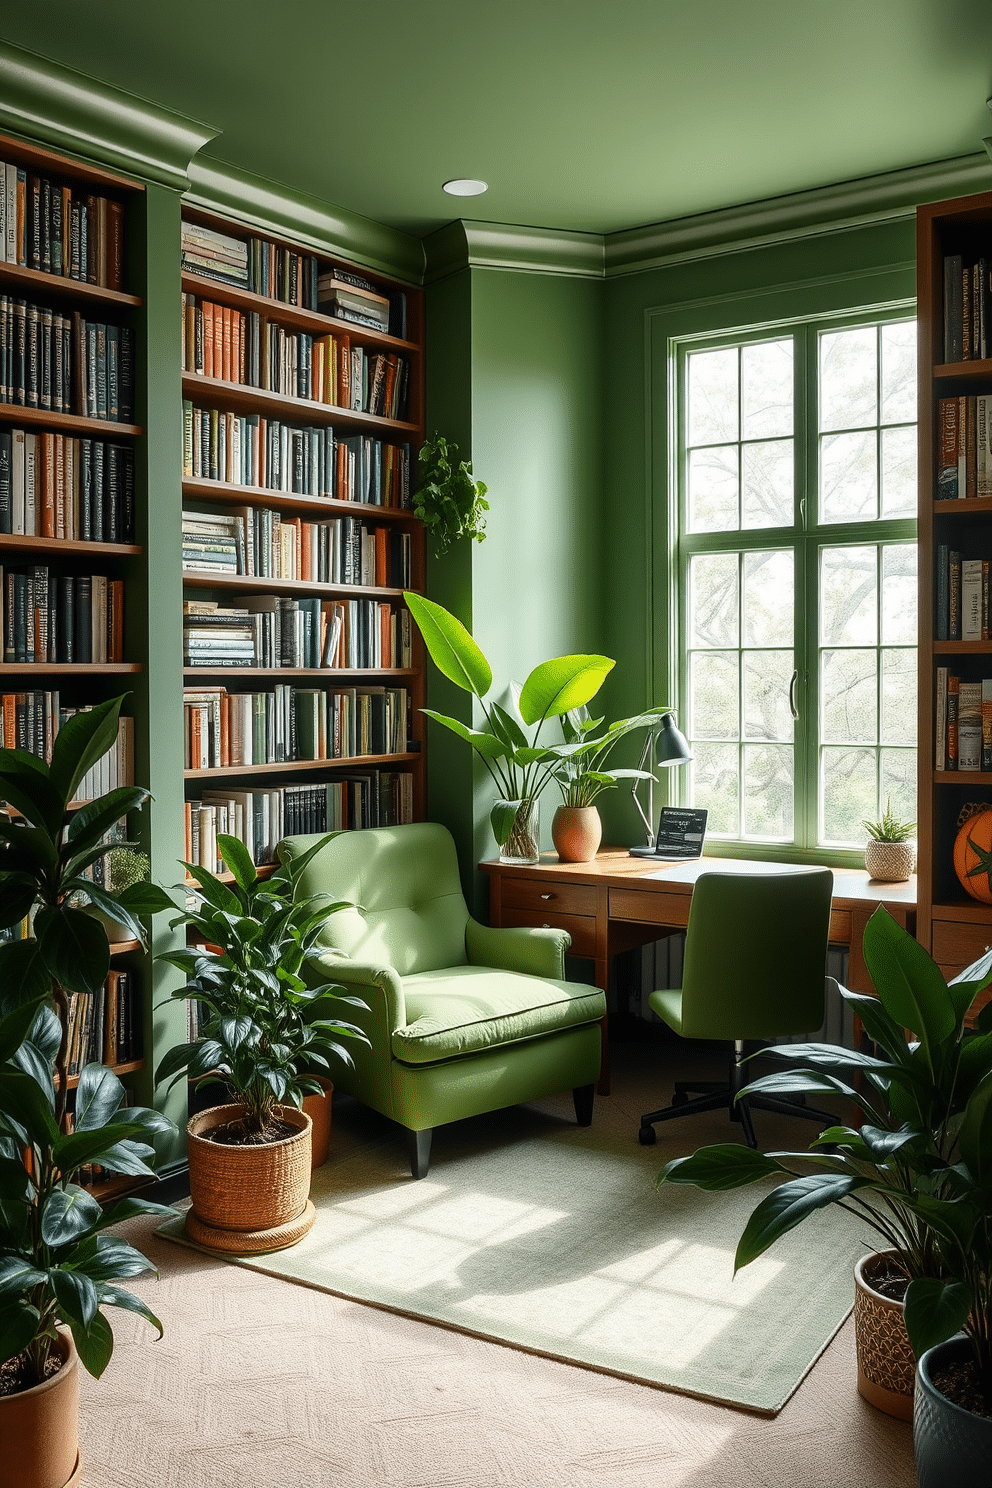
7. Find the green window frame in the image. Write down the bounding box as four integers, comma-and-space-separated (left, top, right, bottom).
673, 309, 917, 865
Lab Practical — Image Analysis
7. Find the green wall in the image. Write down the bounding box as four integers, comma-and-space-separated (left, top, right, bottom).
426, 266, 604, 902
598, 218, 918, 845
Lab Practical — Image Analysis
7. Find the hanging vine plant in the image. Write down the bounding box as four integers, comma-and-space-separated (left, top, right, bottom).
414, 433, 489, 554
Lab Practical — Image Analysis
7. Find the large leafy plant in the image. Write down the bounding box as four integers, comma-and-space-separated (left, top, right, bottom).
552, 705, 666, 808
658, 906, 992, 1406
404, 592, 616, 844
0, 696, 177, 1386
414, 433, 489, 554
155, 834, 369, 1141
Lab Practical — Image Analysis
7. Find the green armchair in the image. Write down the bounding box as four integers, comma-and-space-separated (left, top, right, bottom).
278, 823, 606, 1177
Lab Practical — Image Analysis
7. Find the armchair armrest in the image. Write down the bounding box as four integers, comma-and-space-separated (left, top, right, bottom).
465, 917, 571, 981
306, 950, 407, 1031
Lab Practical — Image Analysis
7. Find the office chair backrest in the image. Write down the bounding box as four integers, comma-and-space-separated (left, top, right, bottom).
279, 823, 471, 976
678, 868, 833, 1041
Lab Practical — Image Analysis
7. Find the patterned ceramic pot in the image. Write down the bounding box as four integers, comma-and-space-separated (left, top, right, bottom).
854, 1251, 915, 1420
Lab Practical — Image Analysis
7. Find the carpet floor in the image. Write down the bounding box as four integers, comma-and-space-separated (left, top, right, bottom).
162, 1096, 869, 1414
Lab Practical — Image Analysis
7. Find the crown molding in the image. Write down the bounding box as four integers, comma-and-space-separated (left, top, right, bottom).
605, 152, 992, 278
0, 41, 217, 191
186, 155, 425, 284
423, 219, 604, 282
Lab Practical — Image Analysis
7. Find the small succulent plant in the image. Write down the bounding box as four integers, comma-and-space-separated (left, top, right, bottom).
862, 800, 915, 843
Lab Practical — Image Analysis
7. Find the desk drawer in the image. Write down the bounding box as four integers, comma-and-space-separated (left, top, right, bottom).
500, 908, 598, 957
609, 887, 690, 927
500, 877, 598, 916
931, 919, 992, 975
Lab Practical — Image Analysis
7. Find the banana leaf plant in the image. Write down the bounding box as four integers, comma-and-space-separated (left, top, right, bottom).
155, 833, 369, 1141
0, 695, 177, 1386
403, 592, 617, 845
551, 704, 668, 808
658, 906, 992, 1406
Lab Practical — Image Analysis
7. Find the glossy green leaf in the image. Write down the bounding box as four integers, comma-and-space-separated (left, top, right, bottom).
404, 592, 492, 697
41, 1186, 103, 1247
862, 907, 954, 1056
659, 1143, 784, 1190
0, 1156, 30, 1201
0, 1071, 58, 1145
518, 654, 615, 725
216, 833, 257, 891
420, 710, 509, 759
74, 1064, 126, 1132
50, 1267, 99, 1329
97, 1284, 163, 1339
0, 1255, 47, 1295
115, 880, 174, 915
958, 1070, 992, 1184
34, 905, 110, 997
64, 786, 149, 852
0, 876, 38, 930
0, 749, 64, 834
735, 1174, 867, 1270
48, 696, 124, 806
0, 1300, 41, 1362
0, 938, 52, 1005
904, 1277, 971, 1358
0, 998, 45, 1065
489, 701, 528, 750
69, 1308, 114, 1379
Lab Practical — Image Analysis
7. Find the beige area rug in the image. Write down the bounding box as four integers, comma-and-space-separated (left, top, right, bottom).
159, 1102, 870, 1415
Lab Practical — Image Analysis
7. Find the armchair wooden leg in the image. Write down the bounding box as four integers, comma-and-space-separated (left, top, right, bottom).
408, 1127, 433, 1179
572, 1083, 595, 1127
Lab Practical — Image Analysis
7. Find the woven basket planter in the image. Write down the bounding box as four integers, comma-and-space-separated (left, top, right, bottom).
185, 1103, 315, 1254
0, 1329, 81, 1488
864, 840, 916, 883
854, 1251, 916, 1420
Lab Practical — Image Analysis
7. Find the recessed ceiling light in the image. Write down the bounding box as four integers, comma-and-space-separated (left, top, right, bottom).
443, 178, 488, 197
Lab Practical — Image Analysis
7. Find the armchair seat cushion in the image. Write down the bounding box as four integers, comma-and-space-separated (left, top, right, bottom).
393, 966, 606, 1066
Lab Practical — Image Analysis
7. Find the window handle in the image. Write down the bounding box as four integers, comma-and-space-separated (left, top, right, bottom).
789, 670, 800, 720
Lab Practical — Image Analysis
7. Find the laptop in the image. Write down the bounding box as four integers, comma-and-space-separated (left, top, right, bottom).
630, 806, 708, 860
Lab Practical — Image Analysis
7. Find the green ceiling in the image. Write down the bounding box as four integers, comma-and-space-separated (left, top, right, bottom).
3, 0, 992, 236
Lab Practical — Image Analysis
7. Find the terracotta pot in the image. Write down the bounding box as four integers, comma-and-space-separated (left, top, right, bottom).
185, 1103, 315, 1253
302, 1077, 334, 1168
865, 839, 915, 883
0, 1330, 81, 1488
552, 805, 603, 863
914, 1335, 992, 1487
854, 1251, 916, 1420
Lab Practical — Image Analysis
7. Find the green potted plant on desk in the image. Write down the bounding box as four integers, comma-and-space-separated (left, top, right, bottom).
549, 704, 667, 862
403, 592, 617, 864
155, 834, 368, 1254
657, 905, 992, 1448
0, 696, 177, 1488
863, 799, 916, 883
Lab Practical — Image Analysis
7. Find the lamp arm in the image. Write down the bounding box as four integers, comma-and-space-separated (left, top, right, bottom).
630, 733, 656, 849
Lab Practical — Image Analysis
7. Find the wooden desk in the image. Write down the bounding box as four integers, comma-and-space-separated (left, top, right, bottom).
481, 850, 917, 1091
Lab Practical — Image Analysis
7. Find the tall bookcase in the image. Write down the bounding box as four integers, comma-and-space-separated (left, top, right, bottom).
0, 132, 149, 1191
917, 189, 992, 1017
178, 207, 426, 879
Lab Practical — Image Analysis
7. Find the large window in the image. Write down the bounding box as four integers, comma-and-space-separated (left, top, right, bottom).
676, 314, 916, 856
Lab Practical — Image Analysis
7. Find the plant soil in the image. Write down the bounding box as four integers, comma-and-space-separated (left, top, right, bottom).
0, 1350, 62, 1398
862, 1254, 910, 1302
932, 1358, 992, 1419
201, 1117, 298, 1146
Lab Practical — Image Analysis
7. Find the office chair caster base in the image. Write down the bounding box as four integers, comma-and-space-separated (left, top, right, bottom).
638, 1123, 657, 1145
671, 1090, 689, 1107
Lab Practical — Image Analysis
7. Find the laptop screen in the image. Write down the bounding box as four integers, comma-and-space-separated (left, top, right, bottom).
654, 806, 708, 859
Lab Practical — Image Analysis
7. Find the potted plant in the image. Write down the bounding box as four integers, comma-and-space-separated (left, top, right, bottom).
863, 800, 916, 882
549, 704, 666, 862
657, 905, 992, 1440
403, 591, 616, 863
88, 846, 153, 943
155, 834, 368, 1253
413, 433, 489, 554
0, 696, 177, 1488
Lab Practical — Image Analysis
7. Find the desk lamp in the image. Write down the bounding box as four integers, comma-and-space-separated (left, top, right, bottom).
629, 713, 692, 856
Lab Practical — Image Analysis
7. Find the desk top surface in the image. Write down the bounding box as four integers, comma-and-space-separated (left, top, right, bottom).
481, 848, 917, 910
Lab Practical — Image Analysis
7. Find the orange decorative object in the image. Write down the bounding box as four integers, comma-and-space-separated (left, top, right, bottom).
953, 809, 992, 902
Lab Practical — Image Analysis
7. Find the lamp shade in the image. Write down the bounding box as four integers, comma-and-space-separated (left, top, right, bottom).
653, 713, 692, 766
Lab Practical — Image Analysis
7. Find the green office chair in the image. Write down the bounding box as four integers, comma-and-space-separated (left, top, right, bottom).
279, 823, 607, 1178
638, 867, 835, 1150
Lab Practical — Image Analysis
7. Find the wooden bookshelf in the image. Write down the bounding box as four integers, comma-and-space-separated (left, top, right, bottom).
0, 402, 141, 436
180, 205, 426, 879
916, 189, 992, 982
0, 534, 142, 558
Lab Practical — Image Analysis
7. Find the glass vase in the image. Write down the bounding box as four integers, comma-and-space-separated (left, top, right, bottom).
492, 797, 540, 865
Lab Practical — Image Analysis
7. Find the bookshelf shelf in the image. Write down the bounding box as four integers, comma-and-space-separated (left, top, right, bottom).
184, 751, 419, 781
0, 535, 142, 558
180, 271, 419, 353
0, 662, 141, 674
182, 477, 417, 523
934, 641, 992, 655
933, 357, 992, 381
109, 938, 142, 955
183, 666, 417, 679
0, 261, 141, 309
182, 570, 409, 599
59, 1059, 144, 1092
181, 372, 418, 436
934, 498, 992, 516
0, 401, 141, 437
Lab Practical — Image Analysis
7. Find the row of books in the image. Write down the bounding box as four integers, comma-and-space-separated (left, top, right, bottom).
943, 253, 992, 363
183, 684, 411, 769
183, 596, 413, 671
936, 396, 992, 499
182, 402, 412, 507
180, 221, 407, 336
66, 968, 140, 1076
0, 164, 125, 288
0, 299, 135, 421
181, 508, 412, 587
182, 295, 408, 421
0, 696, 132, 797
3, 567, 125, 664
0, 430, 134, 541
935, 548, 989, 641
184, 769, 414, 871
935, 669, 992, 770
